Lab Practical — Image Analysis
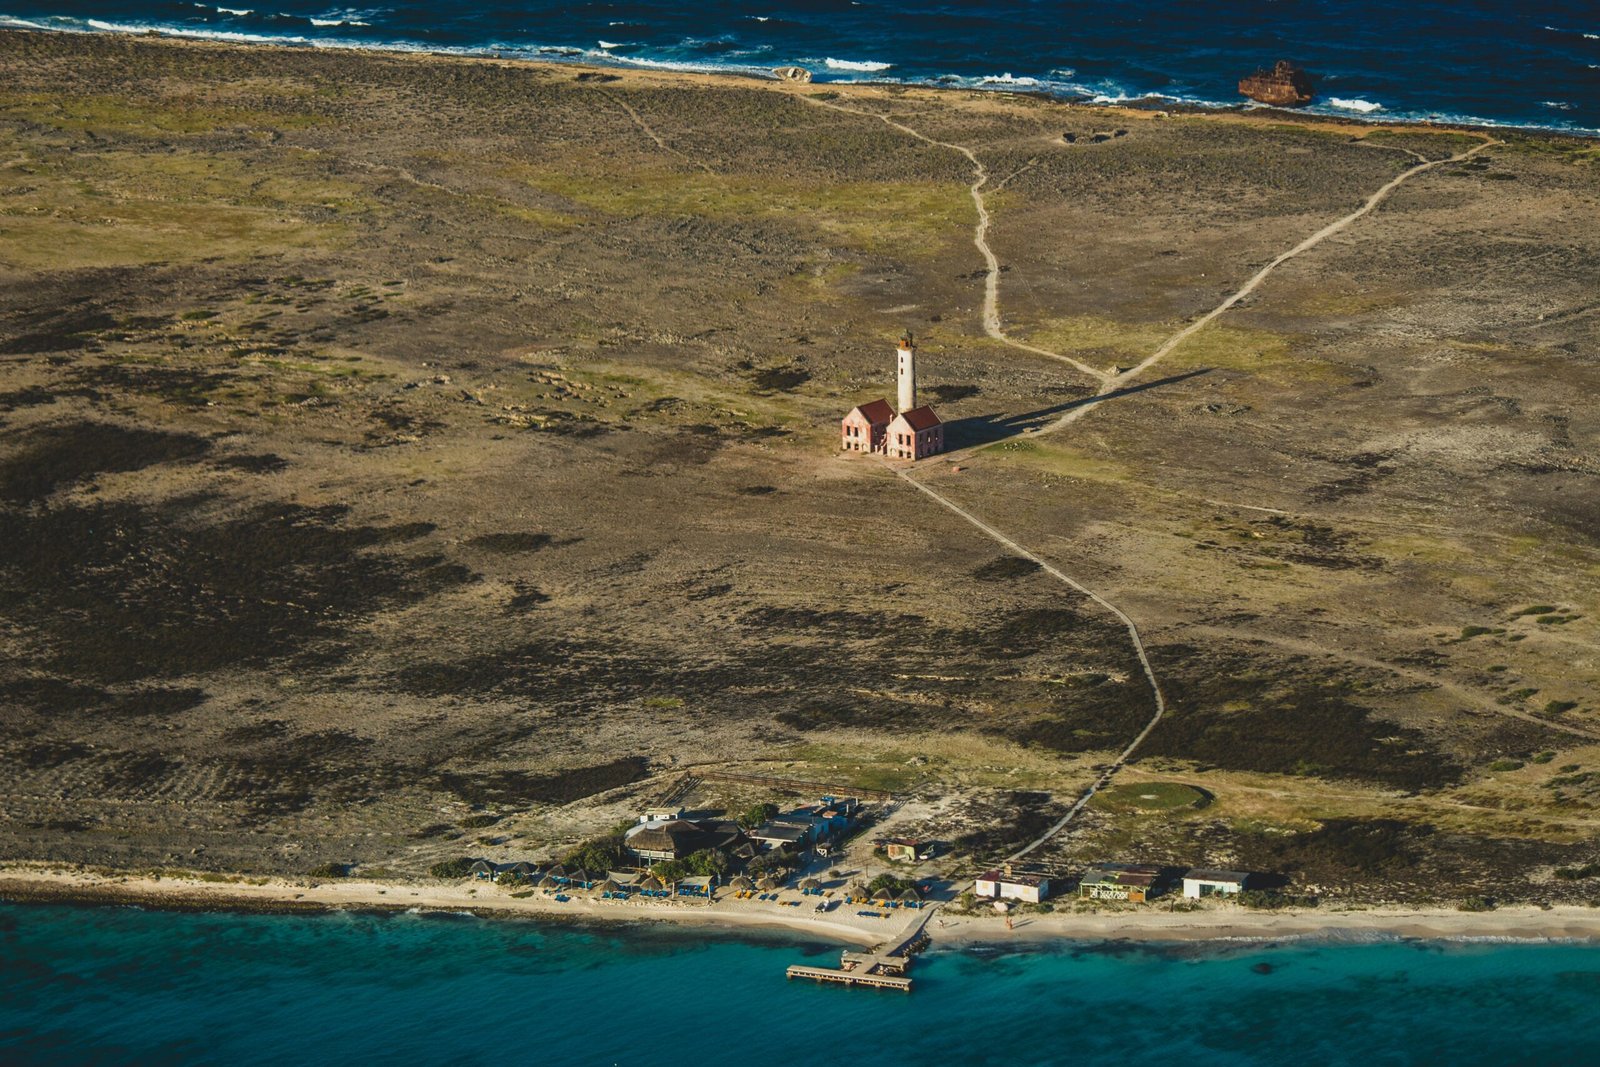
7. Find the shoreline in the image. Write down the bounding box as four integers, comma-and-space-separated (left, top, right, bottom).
2, 23, 1594, 143
5, 864, 1599, 949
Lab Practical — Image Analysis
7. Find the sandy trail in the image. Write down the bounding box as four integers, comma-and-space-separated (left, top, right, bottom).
1044, 135, 1500, 433
1183, 624, 1600, 742
799, 93, 1109, 383
888, 464, 1166, 863
597, 88, 718, 175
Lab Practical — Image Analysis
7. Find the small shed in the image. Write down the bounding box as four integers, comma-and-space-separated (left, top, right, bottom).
1182, 869, 1253, 899
1078, 863, 1162, 903
883, 838, 933, 863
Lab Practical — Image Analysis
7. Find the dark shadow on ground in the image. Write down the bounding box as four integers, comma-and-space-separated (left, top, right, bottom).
945, 368, 1213, 450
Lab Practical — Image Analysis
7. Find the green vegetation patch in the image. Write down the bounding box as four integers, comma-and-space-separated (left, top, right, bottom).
520, 164, 973, 256
1091, 781, 1211, 814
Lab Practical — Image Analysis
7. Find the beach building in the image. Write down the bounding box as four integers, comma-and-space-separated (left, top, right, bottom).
1182, 869, 1253, 899
623, 818, 744, 863
840, 334, 944, 460
1078, 863, 1162, 903
748, 821, 811, 851
975, 866, 1051, 904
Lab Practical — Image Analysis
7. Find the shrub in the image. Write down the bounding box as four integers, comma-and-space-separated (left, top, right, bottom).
1457, 896, 1497, 912
1554, 864, 1600, 881
561, 819, 635, 873
1544, 701, 1579, 715
307, 862, 348, 879
1488, 759, 1525, 772
1532, 751, 1556, 765
459, 814, 500, 829
739, 802, 780, 829
428, 858, 475, 880
1237, 890, 1318, 910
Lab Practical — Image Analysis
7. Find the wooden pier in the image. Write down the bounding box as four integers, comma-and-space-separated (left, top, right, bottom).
785, 947, 915, 991
786, 962, 912, 991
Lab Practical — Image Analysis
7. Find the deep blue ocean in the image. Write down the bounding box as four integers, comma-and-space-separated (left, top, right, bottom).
3, 902, 1600, 1065
1, 1, 1597, 135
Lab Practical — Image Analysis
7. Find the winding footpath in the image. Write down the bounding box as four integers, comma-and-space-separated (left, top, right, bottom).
800, 90, 1502, 864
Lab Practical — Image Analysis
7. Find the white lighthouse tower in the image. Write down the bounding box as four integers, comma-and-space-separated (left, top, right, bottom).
896, 332, 917, 413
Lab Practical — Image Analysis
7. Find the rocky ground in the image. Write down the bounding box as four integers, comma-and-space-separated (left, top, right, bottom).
1, 30, 1597, 904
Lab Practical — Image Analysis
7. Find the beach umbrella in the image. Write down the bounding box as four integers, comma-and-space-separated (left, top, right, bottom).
898, 888, 922, 903
871, 887, 892, 901
800, 878, 822, 891
545, 863, 567, 880
598, 879, 622, 894
538, 874, 561, 888
571, 868, 592, 888
641, 875, 664, 892
758, 875, 780, 892
730, 875, 753, 891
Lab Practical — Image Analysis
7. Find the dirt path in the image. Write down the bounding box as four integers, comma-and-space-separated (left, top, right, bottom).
886, 463, 1166, 861
1044, 135, 1500, 433
1183, 624, 1600, 742
598, 88, 717, 175
798, 94, 1108, 383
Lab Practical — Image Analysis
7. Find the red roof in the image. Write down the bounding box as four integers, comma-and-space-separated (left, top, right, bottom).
846, 398, 894, 425
897, 405, 942, 431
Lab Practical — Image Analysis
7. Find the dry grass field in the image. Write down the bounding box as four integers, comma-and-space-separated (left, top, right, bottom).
1, 30, 1597, 903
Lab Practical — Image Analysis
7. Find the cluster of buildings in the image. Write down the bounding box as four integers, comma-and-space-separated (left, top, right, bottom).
975, 863, 1258, 905
623, 796, 864, 865
841, 334, 946, 460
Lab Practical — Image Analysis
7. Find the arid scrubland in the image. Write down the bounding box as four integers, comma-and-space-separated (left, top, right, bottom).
2, 30, 1598, 904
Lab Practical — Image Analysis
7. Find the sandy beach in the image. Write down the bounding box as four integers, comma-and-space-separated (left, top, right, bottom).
6, 863, 1599, 948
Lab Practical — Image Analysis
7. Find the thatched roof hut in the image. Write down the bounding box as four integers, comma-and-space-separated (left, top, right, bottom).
871, 887, 893, 901
538, 874, 561, 888
640, 875, 664, 892
598, 878, 622, 894
898, 887, 922, 903
800, 878, 822, 891
758, 875, 781, 891
545, 863, 567, 880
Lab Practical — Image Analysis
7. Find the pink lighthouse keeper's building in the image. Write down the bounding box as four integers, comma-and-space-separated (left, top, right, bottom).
841, 334, 944, 460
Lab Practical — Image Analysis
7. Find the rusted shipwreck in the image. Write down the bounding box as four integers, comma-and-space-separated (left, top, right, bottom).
1238, 61, 1315, 107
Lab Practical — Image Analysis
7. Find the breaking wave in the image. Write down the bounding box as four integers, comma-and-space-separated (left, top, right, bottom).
1328, 97, 1384, 113
824, 57, 891, 72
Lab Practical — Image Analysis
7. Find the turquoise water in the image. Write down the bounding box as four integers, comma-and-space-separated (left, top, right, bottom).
4, 904, 1600, 1064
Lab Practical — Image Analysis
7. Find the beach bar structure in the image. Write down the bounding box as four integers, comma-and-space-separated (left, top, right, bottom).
1182, 869, 1253, 899
1078, 863, 1162, 903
